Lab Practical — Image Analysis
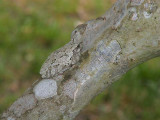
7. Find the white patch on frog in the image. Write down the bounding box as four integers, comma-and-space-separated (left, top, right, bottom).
143, 11, 152, 18
132, 12, 138, 21
63, 80, 77, 99
128, 7, 138, 21
33, 79, 57, 100
129, 7, 137, 13
9, 94, 37, 117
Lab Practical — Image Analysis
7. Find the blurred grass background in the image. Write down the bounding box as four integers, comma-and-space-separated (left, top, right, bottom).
0, 0, 160, 119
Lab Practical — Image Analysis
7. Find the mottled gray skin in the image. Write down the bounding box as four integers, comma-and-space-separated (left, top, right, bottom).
1, 0, 160, 120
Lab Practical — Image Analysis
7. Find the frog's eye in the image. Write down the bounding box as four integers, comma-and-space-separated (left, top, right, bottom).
71, 29, 78, 38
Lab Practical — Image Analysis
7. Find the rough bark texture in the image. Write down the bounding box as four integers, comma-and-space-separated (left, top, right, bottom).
1, 0, 160, 119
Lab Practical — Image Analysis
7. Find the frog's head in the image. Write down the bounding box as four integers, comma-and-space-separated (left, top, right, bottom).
71, 24, 87, 44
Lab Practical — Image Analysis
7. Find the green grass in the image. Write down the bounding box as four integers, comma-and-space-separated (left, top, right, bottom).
0, 0, 160, 119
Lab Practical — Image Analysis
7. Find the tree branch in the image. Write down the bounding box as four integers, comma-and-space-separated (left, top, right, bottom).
1, 0, 160, 119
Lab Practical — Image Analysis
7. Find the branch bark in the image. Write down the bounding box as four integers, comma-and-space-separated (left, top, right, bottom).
1, 0, 160, 119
